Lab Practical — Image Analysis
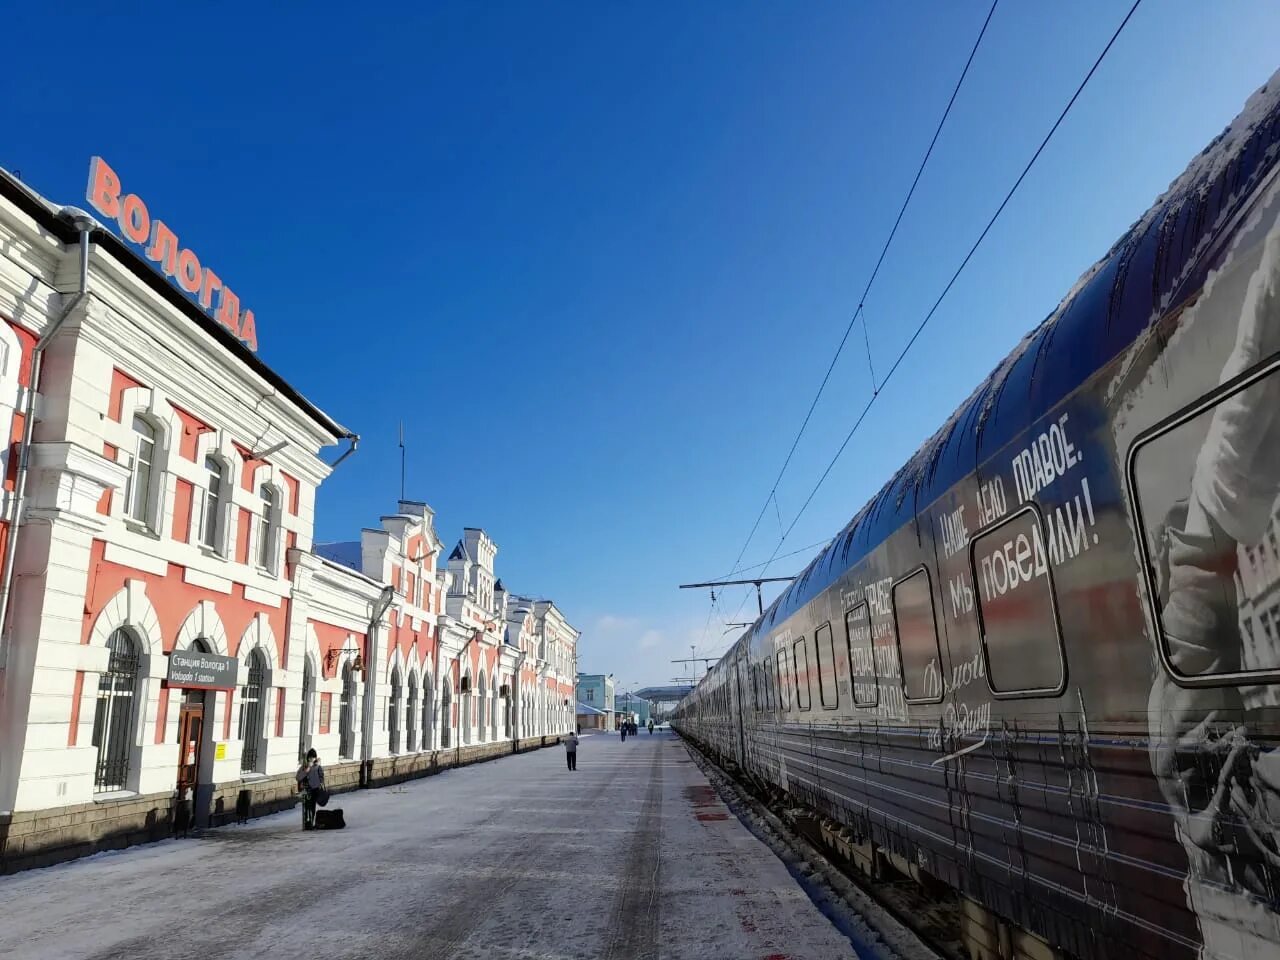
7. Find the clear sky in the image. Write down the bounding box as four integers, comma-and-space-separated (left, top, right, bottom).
4, 2, 1278, 695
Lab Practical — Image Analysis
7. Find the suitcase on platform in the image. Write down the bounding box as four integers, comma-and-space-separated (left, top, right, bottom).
315, 808, 345, 830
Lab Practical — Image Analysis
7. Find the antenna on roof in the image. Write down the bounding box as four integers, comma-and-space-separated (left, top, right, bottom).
399, 421, 405, 502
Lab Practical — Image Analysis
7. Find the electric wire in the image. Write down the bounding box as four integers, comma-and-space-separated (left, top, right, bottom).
721, 0, 1144, 630
721, 537, 834, 578
721, 0, 999, 585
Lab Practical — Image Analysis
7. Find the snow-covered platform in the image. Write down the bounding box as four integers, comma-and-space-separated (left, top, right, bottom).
0, 732, 857, 959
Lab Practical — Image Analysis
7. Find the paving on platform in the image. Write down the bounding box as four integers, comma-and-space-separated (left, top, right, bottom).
0, 732, 857, 960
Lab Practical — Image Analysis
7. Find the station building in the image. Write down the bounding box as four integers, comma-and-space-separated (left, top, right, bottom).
0, 162, 577, 873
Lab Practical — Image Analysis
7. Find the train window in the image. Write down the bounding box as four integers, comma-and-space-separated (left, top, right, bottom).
814, 623, 838, 709
1127, 354, 1280, 685
891, 567, 944, 704
775, 648, 792, 710
845, 602, 877, 707
968, 504, 1067, 698
793, 637, 812, 711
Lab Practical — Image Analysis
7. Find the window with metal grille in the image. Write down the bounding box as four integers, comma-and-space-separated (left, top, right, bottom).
492, 682, 501, 739
440, 684, 453, 748
424, 677, 435, 750
339, 662, 356, 759
407, 675, 418, 752
128, 416, 156, 525
388, 669, 402, 753
239, 649, 266, 773
92, 628, 140, 791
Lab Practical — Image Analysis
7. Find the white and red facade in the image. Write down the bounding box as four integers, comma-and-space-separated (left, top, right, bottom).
0, 166, 576, 872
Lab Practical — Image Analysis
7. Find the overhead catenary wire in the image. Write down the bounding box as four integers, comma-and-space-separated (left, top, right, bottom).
694, 581, 723, 653
720, 0, 1000, 585
721, 0, 1144, 630
721, 537, 833, 578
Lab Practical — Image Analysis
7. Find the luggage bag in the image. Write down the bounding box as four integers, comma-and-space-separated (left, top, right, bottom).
315, 808, 345, 830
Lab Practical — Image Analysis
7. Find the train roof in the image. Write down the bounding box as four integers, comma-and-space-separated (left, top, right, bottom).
749, 67, 1280, 647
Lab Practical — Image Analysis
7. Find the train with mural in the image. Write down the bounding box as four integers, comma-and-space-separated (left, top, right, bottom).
674, 69, 1280, 960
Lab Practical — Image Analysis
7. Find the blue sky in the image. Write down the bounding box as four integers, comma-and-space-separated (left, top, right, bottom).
4, 2, 1278, 693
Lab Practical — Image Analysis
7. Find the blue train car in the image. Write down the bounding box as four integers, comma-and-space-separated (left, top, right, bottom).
676, 69, 1280, 960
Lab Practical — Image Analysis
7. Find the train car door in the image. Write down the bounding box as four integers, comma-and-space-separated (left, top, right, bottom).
733, 646, 748, 765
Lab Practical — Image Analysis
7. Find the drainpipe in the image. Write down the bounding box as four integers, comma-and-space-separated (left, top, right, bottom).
327, 434, 359, 471
0, 210, 95, 670
359, 585, 395, 787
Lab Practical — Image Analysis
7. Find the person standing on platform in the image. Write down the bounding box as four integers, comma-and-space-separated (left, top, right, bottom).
564, 731, 579, 771
296, 748, 324, 831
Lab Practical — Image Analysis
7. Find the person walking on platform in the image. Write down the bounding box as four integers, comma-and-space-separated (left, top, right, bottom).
564, 731, 579, 771
620, 722, 627, 743
648, 718, 654, 735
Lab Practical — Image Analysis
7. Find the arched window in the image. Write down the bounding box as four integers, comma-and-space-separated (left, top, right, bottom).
389, 668, 402, 754
339, 662, 356, 759
504, 679, 511, 737
201, 456, 225, 551
440, 681, 453, 749
239, 649, 266, 773
92, 628, 141, 791
477, 672, 487, 742
128, 415, 157, 526
258, 485, 278, 572
422, 674, 434, 751
299, 659, 315, 761
406, 673, 418, 752
461, 673, 472, 746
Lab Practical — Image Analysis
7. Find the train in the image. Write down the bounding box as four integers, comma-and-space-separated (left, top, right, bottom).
673, 68, 1280, 960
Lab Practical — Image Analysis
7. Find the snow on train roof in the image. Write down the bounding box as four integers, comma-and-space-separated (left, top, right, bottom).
751, 67, 1280, 644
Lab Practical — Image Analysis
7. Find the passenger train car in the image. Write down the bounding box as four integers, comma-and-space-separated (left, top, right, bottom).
674, 70, 1280, 960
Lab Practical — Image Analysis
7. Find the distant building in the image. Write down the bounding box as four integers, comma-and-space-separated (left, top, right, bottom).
576, 702, 608, 731
615, 693, 652, 727
575, 675, 615, 730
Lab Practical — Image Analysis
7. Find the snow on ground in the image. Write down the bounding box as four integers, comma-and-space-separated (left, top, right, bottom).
685, 745, 940, 960
0, 733, 861, 960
